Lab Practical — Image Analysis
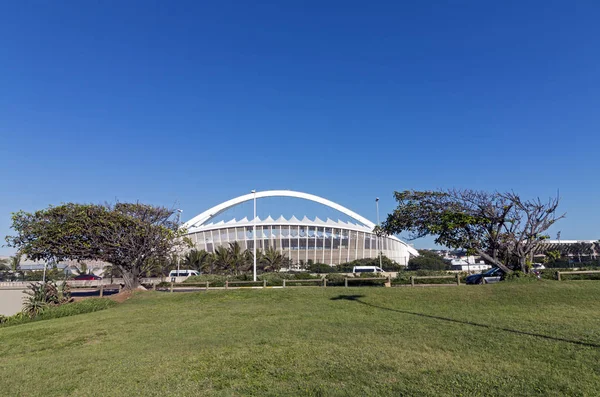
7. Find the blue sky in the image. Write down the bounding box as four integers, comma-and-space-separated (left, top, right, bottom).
1, 1, 599, 255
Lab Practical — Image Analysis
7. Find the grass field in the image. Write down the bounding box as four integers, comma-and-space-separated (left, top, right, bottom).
1, 282, 600, 396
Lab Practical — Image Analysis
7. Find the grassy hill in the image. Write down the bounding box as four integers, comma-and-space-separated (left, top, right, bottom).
1, 282, 600, 396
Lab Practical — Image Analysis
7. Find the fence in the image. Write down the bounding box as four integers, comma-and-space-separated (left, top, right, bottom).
344, 276, 391, 287
225, 280, 267, 289
283, 279, 326, 287
409, 274, 461, 287
556, 270, 600, 281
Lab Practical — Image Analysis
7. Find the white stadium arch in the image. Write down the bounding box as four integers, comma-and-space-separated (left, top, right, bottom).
183, 190, 418, 266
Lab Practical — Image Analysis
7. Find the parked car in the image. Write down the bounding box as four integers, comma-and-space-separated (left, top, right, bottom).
352, 266, 385, 274
532, 263, 545, 270
73, 274, 102, 280
465, 267, 505, 285
168, 270, 200, 279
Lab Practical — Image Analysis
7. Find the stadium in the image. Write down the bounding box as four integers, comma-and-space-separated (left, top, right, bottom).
183, 190, 418, 267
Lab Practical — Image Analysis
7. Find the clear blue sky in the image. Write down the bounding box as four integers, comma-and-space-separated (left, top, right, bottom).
1, 1, 599, 255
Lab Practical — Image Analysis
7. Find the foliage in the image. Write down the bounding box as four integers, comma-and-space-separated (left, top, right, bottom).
0, 255, 23, 281
1, 298, 116, 328
408, 250, 450, 270
381, 189, 564, 273
307, 262, 337, 273
5, 202, 188, 290
182, 272, 322, 287
22, 281, 73, 318
503, 271, 540, 283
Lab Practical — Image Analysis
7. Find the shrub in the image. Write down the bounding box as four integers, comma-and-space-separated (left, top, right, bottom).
307, 263, 337, 273
504, 271, 539, 283
1, 298, 116, 328
325, 273, 346, 286
22, 281, 73, 318
408, 250, 450, 271
392, 270, 460, 285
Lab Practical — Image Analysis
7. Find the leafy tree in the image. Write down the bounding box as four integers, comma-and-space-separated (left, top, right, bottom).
260, 247, 286, 273
5, 203, 187, 290
381, 189, 564, 273
408, 250, 449, 271
183, 249, 212, 273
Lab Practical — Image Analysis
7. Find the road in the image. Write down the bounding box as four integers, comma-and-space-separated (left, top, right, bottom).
0, 289, 27, 316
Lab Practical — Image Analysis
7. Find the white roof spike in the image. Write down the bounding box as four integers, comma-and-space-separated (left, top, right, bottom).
225, 218, 237, 224
264, 215, 275, 223
239, 216, 249, 223
275, 215, 287, 223
288, 215, 300, 223
325, 218, 338, 226
314, 216, 324, 224
301, 216, 311, 223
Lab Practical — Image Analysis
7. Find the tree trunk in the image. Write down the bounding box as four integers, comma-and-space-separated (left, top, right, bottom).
519, 256, 528, 273
476, 250, 512, 273
120, 265, 140, 290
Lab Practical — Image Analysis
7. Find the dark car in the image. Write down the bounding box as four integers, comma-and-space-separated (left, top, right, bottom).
465, 267, 505, 285
73, 274, 102, 280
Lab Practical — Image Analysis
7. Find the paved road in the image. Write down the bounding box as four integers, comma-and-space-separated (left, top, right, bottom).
0, 290, 27, 316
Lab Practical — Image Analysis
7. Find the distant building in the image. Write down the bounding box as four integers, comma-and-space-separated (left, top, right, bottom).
449, 259, 491, 272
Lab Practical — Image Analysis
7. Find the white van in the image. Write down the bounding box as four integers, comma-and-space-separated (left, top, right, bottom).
168, 270, 199, 278
352, 266, 384, 274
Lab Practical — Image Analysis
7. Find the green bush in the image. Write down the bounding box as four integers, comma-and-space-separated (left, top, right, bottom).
408, 250, 450, 271
392, 270, 461, 285
325, 273, 346, 286
0, 298, 117, 328
307, 263, 338, 273
504, 271, 539, 283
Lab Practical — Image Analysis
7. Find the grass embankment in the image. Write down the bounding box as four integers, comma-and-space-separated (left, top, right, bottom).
1, 283, 600, 396
0, 298, 116, 328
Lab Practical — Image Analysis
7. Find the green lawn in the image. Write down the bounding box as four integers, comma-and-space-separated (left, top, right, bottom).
1, 282, 600, 396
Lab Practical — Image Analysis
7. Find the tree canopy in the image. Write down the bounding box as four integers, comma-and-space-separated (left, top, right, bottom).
5, 202, 188, 289
408, 250, 449, 271
381, 189, 564, 273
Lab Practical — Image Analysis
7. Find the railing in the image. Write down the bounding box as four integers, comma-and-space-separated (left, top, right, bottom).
225, 280, 267, 289
409, 275, 461, 286
283, 279, 326, 287
556, 270, 600, 281
344, 276, 391, 287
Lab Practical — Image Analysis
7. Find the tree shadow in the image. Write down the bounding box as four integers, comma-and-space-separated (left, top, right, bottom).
330, 294, 600, 348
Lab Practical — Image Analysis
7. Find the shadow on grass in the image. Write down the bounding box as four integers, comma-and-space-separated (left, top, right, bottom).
330, 294, 600, 348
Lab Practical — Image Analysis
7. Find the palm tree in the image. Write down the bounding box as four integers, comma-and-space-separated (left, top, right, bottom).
212, 246, 232, 274
74, 262, 89, 275
183, 249, 213, 274
227, 242, 247, 275
260, 247, 286, 273
0, 258, 8, 271
102, 264, 122, 282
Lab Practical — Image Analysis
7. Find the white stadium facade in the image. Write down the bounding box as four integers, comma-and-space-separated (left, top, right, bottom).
183, 190, 418, 267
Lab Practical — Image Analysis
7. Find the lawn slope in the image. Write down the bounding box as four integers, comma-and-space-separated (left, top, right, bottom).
1, 282, 600, 396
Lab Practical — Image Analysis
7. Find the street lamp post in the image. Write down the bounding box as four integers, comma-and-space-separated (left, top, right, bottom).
376, 197, 382, 270
176, 209, 183, 275
252, 190, 257, 282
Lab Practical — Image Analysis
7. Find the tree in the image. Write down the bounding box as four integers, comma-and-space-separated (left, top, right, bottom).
260, 247, 286, 273
9, 255, 21, 274
408, 250, 449, 271
5, 203, 187, 290
182, 249, 213, 273
381, 189, 564, 273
